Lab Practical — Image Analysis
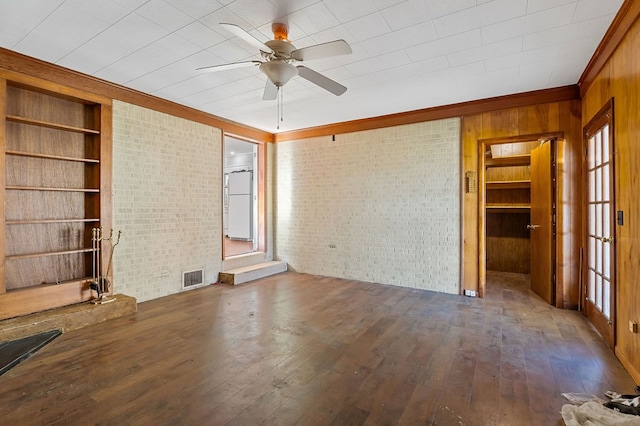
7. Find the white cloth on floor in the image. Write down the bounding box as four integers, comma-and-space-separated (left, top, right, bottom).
562, 401, 640, 426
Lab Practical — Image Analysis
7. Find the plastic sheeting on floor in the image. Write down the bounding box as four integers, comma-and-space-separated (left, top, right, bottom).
562, 401, 640, 425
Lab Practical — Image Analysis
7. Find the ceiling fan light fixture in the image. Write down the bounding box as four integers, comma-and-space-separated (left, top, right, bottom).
259, 60, 298, 87
272, 23, 289, 41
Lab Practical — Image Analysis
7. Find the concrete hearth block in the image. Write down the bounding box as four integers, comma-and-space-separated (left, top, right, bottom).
0, 295, 137, 343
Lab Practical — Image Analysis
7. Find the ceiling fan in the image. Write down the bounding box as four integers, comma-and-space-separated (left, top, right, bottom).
197, 23, 352, 101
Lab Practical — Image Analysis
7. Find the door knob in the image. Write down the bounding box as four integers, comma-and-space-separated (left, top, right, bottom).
527, 224, 540, 230
601, 236, 613, 243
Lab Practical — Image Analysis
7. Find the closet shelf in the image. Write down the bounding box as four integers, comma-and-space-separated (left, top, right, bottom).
485, 154, 531, 167
6, 248, 95, 261
486, 180, 531, 189
6, 115, 100, 134
5, 186, 99, 193
6, 150, 100, 163
486, 204, 531, 213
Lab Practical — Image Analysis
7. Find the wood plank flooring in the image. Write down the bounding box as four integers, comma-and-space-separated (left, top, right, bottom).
0, 271, 636, 425
224, 237, 254, 257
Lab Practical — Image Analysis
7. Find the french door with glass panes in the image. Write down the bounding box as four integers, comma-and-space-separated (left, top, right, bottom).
584, 100, 615, 348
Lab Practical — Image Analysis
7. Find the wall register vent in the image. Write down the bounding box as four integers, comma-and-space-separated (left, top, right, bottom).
182, 269, 205, 290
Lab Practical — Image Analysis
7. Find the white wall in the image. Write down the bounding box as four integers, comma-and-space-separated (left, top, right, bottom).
111, 101, 222, 302
273, 118, 461, 294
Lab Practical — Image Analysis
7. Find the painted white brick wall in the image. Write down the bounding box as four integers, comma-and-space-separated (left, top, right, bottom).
111, 101, 222, 302
273, 118, 461, 294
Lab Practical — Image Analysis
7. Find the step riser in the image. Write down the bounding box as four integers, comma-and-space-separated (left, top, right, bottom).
219, 262, 287, 285
222, 252, 265, 271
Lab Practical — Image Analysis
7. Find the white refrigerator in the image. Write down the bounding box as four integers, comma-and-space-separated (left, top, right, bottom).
227, 171, 252, 240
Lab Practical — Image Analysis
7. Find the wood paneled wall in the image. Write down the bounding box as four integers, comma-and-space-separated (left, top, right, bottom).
462, 101, 582, 306
581, 14, 640, 384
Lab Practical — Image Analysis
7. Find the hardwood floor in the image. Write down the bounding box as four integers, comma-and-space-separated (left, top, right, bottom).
0, 271, 636, 425
224, 237, 254, 257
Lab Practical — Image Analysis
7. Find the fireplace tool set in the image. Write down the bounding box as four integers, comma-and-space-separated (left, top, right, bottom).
90, 227, 121, 304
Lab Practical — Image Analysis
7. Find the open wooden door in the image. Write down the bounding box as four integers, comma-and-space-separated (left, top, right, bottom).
529, 141, 554, 304
584, 103, 615, 348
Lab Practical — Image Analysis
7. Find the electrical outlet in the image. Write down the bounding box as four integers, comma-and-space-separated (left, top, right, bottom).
464, 290, 477, 297
629, 321, 638, 334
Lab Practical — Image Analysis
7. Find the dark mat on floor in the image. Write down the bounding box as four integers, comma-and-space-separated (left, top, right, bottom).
0, 329, 61, 376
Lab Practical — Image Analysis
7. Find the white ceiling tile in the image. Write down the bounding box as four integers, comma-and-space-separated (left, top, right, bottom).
343, 13, 392, 43
523, 15, 612, 51
265, 0, 326, 23
485, 44, 561, 72
323, 0, 383, 22
164, 0, 224, 19
448, 37, 523, 67
517, 64, 553, 92
571, 0, 624, 23
381, 0, 432, 31
109, 0, 149, 12
64, 0, 131, 24
286, 2, 341, 36
95, 44, 180, 84
14, 4, 111, 63
343, 70, 394, 90
405, 29, 480, 62
423, 60, 486, 83
424, 0, 477, 20
480, 2, 576, 45
0, 0, 64, 48
155, 33, 202, 57
58, 13, 169, 73
526, 0, 575, 14
455, 66, 520, 101
557, 35, 603, 62
389, 55, 450, 80
433, 6, 480, 38
548, 53, 591, 86
174, 21, 227, 50
136, 0, 194, 31
345, 50, 411, 76
226, 0, 279, 28
159, 74, 232, 101
477, 0, 527, 26
127, 60, 200, 93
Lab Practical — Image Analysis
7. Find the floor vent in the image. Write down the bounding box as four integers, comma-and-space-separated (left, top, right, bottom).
182, 269, 205, 290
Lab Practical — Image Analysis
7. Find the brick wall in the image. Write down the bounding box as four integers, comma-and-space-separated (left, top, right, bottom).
273, 118, 461, 293
111, 101, 222, 302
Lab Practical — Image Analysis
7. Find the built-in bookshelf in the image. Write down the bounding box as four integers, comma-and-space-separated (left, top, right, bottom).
0, 73, 112, 320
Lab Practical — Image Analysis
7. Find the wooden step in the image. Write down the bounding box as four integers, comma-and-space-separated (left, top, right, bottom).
218, 261, 287, 285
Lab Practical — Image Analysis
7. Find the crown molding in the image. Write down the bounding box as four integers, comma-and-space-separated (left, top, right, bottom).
0, 47, 273, 142
274, 85, 580, 142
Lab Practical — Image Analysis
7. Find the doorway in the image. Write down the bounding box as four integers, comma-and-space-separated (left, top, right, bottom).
479, 134, 563, 303
223, 136, 261, 258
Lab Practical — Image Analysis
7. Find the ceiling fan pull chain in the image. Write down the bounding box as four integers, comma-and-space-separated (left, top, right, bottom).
276, 86, 281, 130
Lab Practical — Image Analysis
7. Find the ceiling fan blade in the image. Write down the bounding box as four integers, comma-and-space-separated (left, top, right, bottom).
220, 23, 273, 54
197, 60, 261, 73
263, 79, 278, 100
296, 65, 347, 96
291, 39, 352, 61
